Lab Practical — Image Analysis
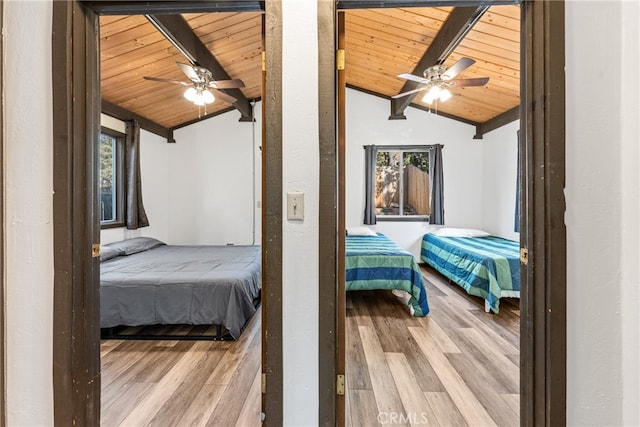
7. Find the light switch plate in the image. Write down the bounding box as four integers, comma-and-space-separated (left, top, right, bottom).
287, 192, 304, 220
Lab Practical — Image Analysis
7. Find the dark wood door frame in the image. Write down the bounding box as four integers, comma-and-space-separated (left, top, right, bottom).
263, 1, 284, 425
317, 1, 567, 426
51, 2, 283, 425
317, 1, 343, 426
520, 2, 566, 424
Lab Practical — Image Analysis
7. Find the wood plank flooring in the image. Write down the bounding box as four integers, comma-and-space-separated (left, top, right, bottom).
100, 265, 519, 426
100, 309, 262, 427
345, 265, 520, 427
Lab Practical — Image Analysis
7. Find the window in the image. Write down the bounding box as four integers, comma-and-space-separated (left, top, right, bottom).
99, 128, 124, 228
374, 146, 430, 220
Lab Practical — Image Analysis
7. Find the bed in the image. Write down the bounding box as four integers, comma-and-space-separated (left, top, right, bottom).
100, 237, 261, 340
420, 231, 520, 313
346, 232, 430, 316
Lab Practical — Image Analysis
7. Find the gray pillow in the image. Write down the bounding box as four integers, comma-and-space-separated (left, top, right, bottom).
99, 245, 122, 262
104, 237, 166, 256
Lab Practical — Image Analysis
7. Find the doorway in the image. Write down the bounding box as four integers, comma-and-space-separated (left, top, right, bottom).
318, 1, 567, 425
51, 1, 282, 425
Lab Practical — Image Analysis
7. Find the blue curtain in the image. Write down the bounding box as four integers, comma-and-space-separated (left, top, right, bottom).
363, 145, 377, 225
514, 130, 521, 232
429, 144, 444, 225
125, 119, 149, 230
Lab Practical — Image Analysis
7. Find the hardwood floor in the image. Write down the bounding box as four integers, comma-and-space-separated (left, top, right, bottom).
100, 308, 262, 427
100, 265, 519, 426
345, 266, 520, 427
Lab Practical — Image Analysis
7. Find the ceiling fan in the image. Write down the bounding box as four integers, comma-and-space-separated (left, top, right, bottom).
393, 57, 489, 104
144, 62, 245, 106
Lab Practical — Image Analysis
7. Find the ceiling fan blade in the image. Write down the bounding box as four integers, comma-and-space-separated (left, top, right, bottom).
143, 76, 190, 86
442, 57, 476, 80
177, 62, 201, 82
397, 73, 429, 84
209, 79, 245, 89
391, 86, 427, 99
211, 89, 237, 104
451, 77, 490, 87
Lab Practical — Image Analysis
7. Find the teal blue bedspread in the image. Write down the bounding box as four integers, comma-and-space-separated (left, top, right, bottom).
421, 234, 520, 313
346, 234, 430, 316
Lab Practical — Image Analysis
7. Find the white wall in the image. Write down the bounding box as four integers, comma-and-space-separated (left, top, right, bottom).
481, 121, 520, 242
100, 103, 261, 246
345, 88, 510, 257
4, 2, 54, 425
619, 3, 640, 424
169, 102, 261, 245
565, 1, 640, 425
281, 1, 319, 424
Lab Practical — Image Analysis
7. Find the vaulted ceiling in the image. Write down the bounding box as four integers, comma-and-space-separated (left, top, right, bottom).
99, 2, 520, 142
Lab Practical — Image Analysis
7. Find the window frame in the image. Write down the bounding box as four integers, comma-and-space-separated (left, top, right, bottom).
99, 127, 125, 229
372, 144, 432, 222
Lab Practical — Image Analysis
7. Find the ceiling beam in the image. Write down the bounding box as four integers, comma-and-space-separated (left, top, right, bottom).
147, 14, 253, 122
82, 1, 264, 15
389, 5, 489, 120
338, 0, 519, 8
473, 106, 520, 139
102, 100, 175, 143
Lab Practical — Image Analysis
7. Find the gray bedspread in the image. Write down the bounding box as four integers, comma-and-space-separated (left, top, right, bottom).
100, 244, 261, 339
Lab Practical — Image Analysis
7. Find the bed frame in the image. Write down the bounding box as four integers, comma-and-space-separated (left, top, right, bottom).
100, 238, 262, 340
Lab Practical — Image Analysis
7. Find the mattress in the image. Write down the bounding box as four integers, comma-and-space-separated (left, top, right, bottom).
100, 243, 261, 339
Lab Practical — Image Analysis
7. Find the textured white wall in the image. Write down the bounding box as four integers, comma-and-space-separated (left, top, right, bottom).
481, 121, 520, 242
169, 104, 261, 245
4, 1, 54, 425
100, 103, 262, 246
136, 130, 171, 243
281, 0, 319, 425
619, 3, 640, 425
345, 88, 487, 257
566, 1, 639, 425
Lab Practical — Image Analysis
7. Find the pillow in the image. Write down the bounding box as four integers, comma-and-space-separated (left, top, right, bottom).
99, 245, 122, 262
346, 226, 377, 236
432, 227, 490, 238
104, 237, 166, 256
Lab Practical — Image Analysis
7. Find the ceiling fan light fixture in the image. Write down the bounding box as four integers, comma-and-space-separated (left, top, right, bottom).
184, 87, 197, 102
439, 88, 452, 102
423, 85, 441, 104
202, 89, 215, 104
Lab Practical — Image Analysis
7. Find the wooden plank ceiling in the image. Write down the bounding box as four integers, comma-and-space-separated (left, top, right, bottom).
99, 5, 519, 134
345, 5, 520, 123
100, 12, 263, 129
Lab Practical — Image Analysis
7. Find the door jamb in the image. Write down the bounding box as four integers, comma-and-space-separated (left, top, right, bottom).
317, 1, 342, 425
